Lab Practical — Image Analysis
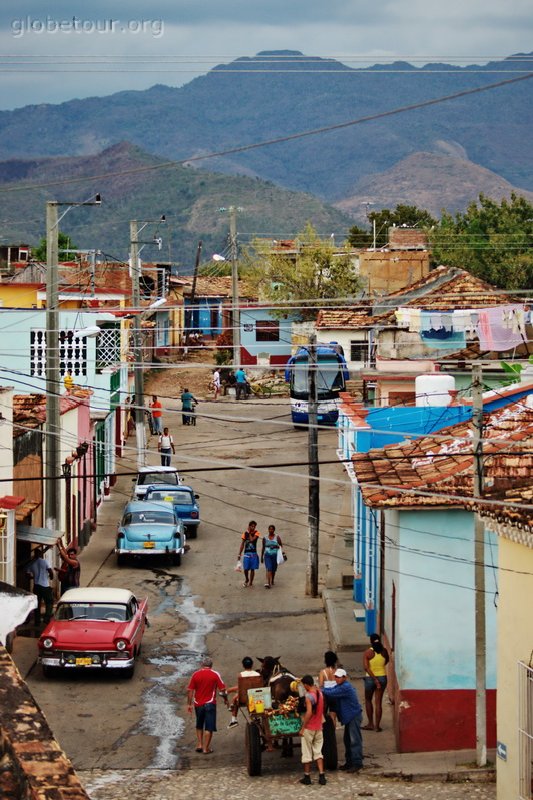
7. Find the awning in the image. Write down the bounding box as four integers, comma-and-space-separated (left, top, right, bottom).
15, 501, 41, 523
16, 524, 58, 546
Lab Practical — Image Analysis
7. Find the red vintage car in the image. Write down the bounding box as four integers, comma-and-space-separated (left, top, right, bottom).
38, 586, 148, 679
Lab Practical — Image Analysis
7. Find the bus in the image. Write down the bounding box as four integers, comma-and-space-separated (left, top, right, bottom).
284, 343, 350, 426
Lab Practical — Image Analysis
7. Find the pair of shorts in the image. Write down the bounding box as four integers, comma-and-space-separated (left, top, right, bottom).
301, 728, 324, 763
242, 552, 259, 571
364, 675, 387, 695
194, 702, 217, 732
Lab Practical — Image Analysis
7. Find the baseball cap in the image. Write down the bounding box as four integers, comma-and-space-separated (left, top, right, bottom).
334, 668, 347, 678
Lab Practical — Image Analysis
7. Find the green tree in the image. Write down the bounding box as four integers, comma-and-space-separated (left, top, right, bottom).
348, 204, 436, 249
429, 193, 533, 289
32, 232, 77, 262
242, 222, 361, 319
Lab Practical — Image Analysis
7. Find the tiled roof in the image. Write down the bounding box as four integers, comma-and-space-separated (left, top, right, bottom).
476, 484, 533, 536
352, 399, 533, 508
316, 307, 375, 328
373, 265, 515, 324
13, 392, 92, 431
182, 276, 257, 299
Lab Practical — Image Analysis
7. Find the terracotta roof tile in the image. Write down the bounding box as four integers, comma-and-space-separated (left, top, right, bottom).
316, 307, 375, 328
352, 399, 533, 508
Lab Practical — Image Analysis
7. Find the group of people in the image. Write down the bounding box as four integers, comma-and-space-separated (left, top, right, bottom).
187, 641, 389, 784
238, 520, 286, 588
26, 538, 81, 625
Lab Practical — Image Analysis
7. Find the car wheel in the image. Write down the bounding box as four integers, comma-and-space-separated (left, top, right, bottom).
186, 526, 197, 540
42, 665, 55, 678
117, 553, 126, 566
172, 552, 181, 566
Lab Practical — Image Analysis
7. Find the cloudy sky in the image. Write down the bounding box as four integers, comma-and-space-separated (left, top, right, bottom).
0, 0, 531, 109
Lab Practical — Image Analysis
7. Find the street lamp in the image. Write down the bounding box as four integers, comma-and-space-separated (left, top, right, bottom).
45, 194, 100, 541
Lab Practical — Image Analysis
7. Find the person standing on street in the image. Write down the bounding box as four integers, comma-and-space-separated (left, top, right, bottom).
362, 633, 389, 731
298, 675, 327, 785
187, 656, 228, 754
149, 395, 163, 434
181, 387, 198, 425
226, 656, 261, 728
319, 650, 339, 725
212, 369, 221, 402
55, 538, 81, 596
238, 520, 261, 588
26, 547, 54, 626
261, 524, 284, 588
234, 367, 248, 400
158, 426, 175, 466
321, 668, 364, 773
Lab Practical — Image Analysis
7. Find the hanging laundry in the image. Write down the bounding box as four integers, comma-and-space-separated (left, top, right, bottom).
420, 310, 466, 349
477, 305, 525, 351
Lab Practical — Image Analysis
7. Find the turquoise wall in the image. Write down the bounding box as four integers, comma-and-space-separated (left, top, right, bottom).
393, 508, 497, 690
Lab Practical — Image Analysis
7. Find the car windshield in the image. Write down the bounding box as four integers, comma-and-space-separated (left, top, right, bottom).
138, 472, 179, 486
56, 603, 129, 621
147, 490, 194, 505
123, 510, 175, 525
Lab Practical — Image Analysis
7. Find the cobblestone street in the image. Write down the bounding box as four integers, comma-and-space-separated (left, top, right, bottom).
81, 767, 495, 800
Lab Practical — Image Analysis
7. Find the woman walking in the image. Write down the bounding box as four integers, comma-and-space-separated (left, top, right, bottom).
362, 634, 389, 731
261, 525, 284, 588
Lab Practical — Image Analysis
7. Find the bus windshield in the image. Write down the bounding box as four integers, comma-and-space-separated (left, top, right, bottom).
291, 356, 345, 397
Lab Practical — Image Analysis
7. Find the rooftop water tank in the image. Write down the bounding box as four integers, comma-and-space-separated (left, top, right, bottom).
415, 374, 456, 407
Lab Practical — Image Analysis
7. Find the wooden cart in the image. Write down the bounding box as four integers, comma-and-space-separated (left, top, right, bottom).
238, 676, 338, 777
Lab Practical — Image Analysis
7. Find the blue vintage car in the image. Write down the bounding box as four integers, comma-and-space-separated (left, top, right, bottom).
143, 484, 200, 539
116, 500, 186, 566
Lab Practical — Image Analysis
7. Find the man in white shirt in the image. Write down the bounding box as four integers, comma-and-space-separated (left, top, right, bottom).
212, 369, 221, 401
227, 656, 261, 727
158, 427, 175, 466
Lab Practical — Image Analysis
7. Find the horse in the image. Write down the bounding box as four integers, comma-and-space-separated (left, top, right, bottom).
257, 656, 299, 706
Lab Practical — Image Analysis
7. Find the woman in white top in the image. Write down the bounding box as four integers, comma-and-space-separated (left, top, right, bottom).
318, 650, 339, 724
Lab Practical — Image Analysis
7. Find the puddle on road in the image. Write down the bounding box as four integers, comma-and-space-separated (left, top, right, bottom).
139, 578, 218, 769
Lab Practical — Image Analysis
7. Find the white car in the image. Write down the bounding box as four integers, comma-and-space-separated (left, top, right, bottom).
132, 466, 182, 499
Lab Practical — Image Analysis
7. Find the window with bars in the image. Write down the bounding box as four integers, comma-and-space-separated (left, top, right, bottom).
95, 323, 121, 373
30, 329, 87, 378
518, 660, 533, 799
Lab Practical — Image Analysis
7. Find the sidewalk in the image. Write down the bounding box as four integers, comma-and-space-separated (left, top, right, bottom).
321, 478, 496, 783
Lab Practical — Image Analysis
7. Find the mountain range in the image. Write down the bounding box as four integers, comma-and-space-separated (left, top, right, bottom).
0, 51, 531, 259
0, 142, 355, 263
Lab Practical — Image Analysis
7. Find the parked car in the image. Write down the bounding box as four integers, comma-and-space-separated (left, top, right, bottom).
143, 484, 200, 539
116, 500, 186, 565
132, 466, 182, 499
38, 587, 148, 679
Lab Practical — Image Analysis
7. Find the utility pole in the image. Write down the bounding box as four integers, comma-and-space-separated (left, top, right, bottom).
472, 363, 487, 767
45, 201, 60, 538
306, 334, 319, 597
130, 220, 146, 469
184, 241, 202, 351
229, 206, 240, 369
45, 195, 100, 538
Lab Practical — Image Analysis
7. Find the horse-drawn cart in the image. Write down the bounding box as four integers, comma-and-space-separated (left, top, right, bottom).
239, 674, 337, 777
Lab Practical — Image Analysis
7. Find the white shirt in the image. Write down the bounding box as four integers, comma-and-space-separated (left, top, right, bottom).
159, 433, 173, 449
213, 370, 221, 387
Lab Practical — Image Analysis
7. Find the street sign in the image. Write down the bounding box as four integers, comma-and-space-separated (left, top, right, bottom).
496, 741, 507, 761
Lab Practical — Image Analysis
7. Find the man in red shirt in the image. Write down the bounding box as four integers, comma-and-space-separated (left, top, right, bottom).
149, 395, 163, 434
187, 657, 228, 754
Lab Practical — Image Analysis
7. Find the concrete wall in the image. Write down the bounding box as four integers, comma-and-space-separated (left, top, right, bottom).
0, 387, 13, 495
390, 508, 497, 751
495, 536, 533, 800
358, 250, 429, 295
315, 328, 368, 371
240, 308, 296, 366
